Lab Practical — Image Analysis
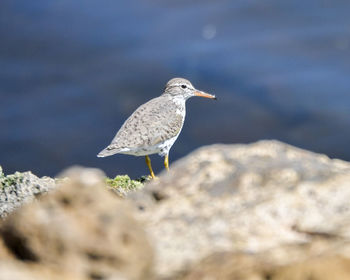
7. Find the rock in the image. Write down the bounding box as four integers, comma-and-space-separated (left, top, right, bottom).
0, 168, 56, 218
0, 261, 82, 280
129, 140, 350, 277
272, 256, 350, 280
0, 165, 146, 218
0, 166, 153, 280
3, 141, 350, 279
177, 251, 266, 280
179, 251, 350, 280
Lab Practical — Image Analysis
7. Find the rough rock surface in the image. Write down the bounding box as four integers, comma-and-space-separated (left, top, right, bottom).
0, 261, 82, 280
0, 166, 56, 218
2, 140, 350, 279
179, 251, 350, 280
129, 140, 350, 277
0, 167, 153, 280
272, 256, 350, 280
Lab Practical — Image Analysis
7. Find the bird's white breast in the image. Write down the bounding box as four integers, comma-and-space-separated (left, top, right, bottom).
171, 96, 186, 117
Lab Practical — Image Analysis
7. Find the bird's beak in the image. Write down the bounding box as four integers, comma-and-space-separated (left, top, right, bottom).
194, 90, 217, 100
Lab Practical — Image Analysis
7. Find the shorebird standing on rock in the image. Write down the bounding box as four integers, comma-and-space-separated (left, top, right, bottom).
97, 78, 216, 178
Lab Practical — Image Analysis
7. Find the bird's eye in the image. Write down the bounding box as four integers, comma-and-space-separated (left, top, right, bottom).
181, 85, 187, 89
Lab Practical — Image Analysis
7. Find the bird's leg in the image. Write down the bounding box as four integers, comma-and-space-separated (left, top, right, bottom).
164, 154, 170, 171
145, 155, 156, 179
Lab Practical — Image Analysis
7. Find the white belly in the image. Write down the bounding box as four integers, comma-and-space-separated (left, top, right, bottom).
120, 135, 179, 157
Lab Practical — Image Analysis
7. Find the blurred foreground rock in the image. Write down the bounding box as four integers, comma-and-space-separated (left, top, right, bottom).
0, 167, 153, 280
129, 140, 350, 278
180, 252, 350, 280
1, 140, 350, 280
0, 260, 81, 280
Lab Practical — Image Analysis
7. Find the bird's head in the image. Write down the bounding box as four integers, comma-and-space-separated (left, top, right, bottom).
163, 78, 216, 100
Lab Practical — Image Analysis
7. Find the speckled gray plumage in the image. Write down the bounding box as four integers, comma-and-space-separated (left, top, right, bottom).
98, 77, 215, 159
99, 94, 185, 156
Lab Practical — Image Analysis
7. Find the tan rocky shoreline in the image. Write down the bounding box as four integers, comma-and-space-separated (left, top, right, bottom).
1, 140, 350, 280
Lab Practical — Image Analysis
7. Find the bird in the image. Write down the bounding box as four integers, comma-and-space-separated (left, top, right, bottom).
97, 77, 216, 178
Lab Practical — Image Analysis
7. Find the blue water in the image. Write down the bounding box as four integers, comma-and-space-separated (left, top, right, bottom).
1, 0, 350, 177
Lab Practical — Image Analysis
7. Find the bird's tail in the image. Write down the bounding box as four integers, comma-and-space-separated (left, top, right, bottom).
97, 145, 121, 157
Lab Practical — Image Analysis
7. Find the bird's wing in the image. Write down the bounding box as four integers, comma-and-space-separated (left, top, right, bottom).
107, 96, 184, 151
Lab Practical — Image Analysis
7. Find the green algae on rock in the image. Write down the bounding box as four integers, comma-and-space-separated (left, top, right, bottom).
106, 175, 148, 197
0, 171, 24, 189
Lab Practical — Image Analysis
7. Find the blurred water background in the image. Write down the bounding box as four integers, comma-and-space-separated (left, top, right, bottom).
1, 0, 350, 178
